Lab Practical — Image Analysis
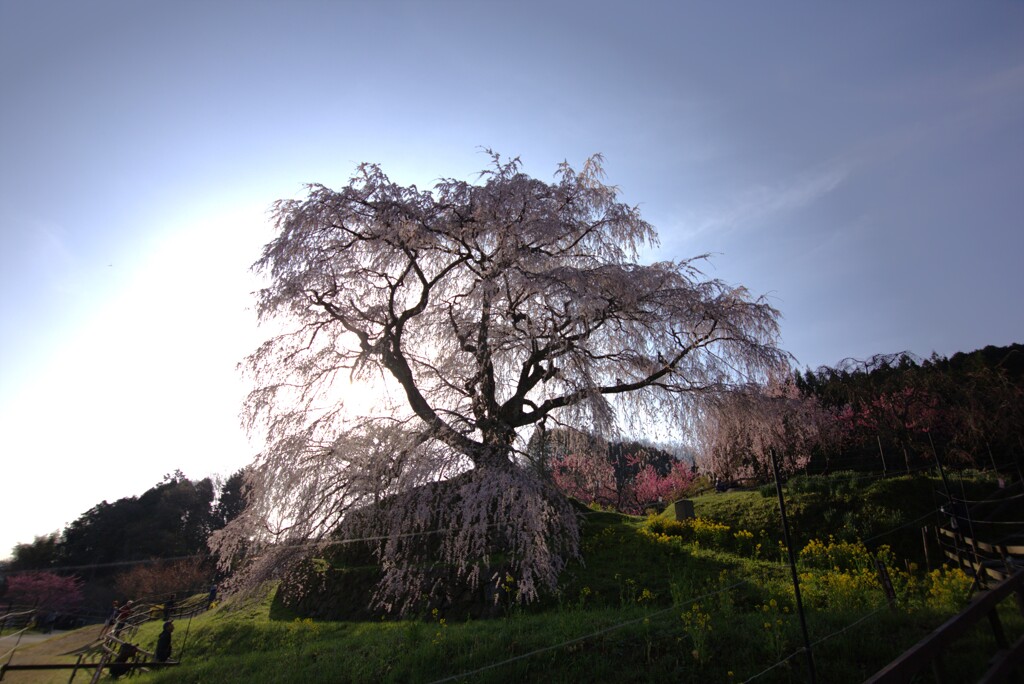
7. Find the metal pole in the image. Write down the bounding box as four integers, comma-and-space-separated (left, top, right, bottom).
770, 449, 817, 684
986, 442, 998, 474
929, 433, 953, 501
178, 606, 195, 661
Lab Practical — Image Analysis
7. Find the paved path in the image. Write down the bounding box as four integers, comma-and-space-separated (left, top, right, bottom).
1, 625, 105, 684
0, 630, 70, 647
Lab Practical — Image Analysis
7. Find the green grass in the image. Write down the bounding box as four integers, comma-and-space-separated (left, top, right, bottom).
127, 471, 1017, 683
139, 601, 977, 684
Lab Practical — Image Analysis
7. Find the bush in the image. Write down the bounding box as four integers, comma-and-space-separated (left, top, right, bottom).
640, 516, 736, 551
114, 558, 210, 600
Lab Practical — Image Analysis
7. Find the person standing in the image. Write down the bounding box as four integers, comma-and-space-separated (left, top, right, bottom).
102, 600, 119, 635
113, 600, 132, 636
154, 621, 174, 662
163, 594, 176, 621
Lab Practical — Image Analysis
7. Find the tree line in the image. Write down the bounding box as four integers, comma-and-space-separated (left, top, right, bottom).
534, 344, 1023, 491
795, 343, 1024, 475
690, 344, 1024, 483
1, 469, 248, 610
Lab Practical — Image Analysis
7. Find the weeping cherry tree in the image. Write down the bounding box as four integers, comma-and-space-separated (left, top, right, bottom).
212, 152, 787, 613
696, 379, 825, 482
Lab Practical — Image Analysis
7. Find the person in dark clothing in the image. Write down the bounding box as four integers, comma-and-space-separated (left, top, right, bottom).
108, 643, 138, 679
102, 600, 119, 635
154, 621, 174, 662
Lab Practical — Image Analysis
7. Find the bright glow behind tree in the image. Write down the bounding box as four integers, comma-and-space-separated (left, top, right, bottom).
214, 153, 787, 612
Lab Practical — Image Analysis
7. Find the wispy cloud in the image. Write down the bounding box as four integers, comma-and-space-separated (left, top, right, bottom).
683, 161, 850, 239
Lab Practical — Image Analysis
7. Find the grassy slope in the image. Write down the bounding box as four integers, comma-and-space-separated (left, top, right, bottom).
0, 625, 107, 684
686, 471, 1002, 565
125, 471, 1018, 683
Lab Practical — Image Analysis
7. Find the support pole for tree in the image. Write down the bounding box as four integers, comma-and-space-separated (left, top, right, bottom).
876, 435, 888, 476
929, 433, 953, 501
770, 449, 817, 684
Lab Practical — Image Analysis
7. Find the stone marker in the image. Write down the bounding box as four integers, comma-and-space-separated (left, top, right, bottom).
673, 499, 695, 521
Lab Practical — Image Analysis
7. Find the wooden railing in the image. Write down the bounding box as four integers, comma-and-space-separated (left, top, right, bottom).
0, 594, 205, 681
865, 569, 1024, 683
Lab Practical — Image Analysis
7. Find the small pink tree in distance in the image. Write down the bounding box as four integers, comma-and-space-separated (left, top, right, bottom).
551, 450, 694, 514
630, 456, 695, 511
550, 452, 617, 508
6, 572, 84, 612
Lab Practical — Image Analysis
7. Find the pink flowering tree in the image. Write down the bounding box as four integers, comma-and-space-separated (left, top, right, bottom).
213, 153, 786, 613
552, 451, 694, 514
840, 386, 944, 472
6, 572, 83, 612
629, 457, 695, 511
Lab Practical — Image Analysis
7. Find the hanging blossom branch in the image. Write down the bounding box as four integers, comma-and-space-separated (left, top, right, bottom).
695, 378, 825, 482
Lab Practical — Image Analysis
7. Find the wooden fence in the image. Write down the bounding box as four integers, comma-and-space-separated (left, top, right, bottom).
864, 568, 1024, 683
0, 593, 208, 682
867, 477, 1024, 683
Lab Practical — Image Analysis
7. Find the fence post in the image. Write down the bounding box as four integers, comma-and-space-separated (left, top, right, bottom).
87, 651, 109, 684
874, 557, 897, 610
956, 472, 984, 585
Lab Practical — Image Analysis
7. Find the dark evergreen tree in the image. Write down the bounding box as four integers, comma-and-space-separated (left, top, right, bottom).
7, 532, 61, 571
213, 469, 250, 529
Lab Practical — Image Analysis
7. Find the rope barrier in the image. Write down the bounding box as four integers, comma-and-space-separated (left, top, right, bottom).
738, 605, 889, 683
426, 579, 750, 684
810, 606, 888, 648
0, 609, 36, 622
1, 624, 33, 662
861, 510, 941, 545
1, 620, 36, 673
739, 647, 806, 683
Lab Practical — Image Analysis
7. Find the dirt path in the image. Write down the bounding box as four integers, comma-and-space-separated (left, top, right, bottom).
0, 625, 106, 684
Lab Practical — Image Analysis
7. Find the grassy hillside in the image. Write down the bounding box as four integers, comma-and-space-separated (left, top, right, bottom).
60, 470, 1016, 683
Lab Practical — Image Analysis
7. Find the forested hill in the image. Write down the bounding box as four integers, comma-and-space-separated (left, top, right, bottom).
1, 469, 253, 610
943, 343, 1024, 380
795, 343, 1023, 473
798, 343, 1023, 389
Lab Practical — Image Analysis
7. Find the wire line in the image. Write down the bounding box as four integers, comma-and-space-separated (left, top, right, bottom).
427, 580, 750, 684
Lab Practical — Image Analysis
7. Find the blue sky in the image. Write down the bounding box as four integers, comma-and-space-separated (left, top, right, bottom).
1, 1, 1022, 556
